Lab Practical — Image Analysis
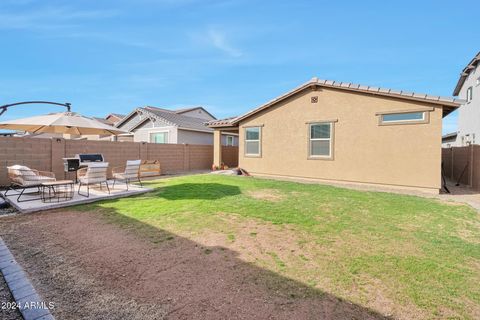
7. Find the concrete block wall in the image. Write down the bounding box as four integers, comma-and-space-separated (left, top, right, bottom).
0, 137, 239, 186
0, 137, 53, 185
442, 145, 479, 188
221, 146, 239, 168
189, 145, 214, 170
147, 144, 187, 173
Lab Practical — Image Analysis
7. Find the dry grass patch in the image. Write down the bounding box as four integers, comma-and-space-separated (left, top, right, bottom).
247, 189, 285, 202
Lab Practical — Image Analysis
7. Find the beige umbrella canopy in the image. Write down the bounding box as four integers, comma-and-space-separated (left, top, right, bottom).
0, 112, 127, 135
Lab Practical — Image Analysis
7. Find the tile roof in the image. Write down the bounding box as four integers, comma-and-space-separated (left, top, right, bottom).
207, 116, 239, 128
143, 106, 213, 132
93, 117, 114, 126
110, 113, 126, 119
174, 106, 217, 120
453, 51, 480, 96
207, 78, 463, 128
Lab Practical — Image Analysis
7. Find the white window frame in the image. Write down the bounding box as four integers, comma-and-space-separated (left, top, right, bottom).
377, 109, 431, 126
244, 126, 261, 157
150, 131, 169, 144
308, 122, 333, 159
226, 135, 234, 146
467, 86, 473, 102
381, 111, 425, 123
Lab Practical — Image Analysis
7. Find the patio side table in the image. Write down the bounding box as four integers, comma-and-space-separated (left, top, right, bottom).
41, 180, 74, 203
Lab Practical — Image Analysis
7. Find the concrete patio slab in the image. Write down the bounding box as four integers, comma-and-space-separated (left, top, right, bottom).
0, 181, 152, 214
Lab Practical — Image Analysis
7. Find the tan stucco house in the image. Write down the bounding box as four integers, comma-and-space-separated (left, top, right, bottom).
208, 78, 462, 193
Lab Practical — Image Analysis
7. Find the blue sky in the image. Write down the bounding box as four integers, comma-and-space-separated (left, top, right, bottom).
0, 0, 478, 134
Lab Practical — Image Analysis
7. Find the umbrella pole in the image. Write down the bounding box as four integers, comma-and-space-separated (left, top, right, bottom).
0, 101, 72, 117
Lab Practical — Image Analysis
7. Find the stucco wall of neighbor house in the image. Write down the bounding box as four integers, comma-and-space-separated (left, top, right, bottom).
179, 108, 215, 121
237, 87, 443, 192
456, 65, 480, 146
177, 129, 214, 145
134, 126, 178, 143
221, 134, 239, 146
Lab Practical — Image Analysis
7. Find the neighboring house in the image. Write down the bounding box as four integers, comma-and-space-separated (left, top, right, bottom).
442, 132, 457, 148
115, 106, 238, 146
208, 78, 461, 193
447, 51, 480, 146
105, 113, 125, 125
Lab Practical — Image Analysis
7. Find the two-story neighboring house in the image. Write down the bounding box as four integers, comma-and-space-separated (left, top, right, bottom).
443, 51, 480, 147
115, 106, 238, 146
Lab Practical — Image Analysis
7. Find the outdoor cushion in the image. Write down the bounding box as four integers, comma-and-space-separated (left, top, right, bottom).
8, 165, 36, 177
7, 165, 55, 186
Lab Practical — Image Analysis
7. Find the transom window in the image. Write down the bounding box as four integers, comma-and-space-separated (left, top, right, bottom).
150, 132, 168, 144
380, 112, 425, 124
245, 127, 261, 156
309, 123, 332, 158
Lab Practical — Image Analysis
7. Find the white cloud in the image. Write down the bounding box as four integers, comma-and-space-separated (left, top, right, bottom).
206, 28, 243, 58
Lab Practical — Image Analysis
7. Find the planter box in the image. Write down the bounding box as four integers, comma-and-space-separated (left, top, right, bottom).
140, 160, 161, 177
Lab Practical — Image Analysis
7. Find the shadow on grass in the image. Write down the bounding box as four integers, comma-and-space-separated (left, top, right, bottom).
152, 183, 241, 200
53, 201, 392, 319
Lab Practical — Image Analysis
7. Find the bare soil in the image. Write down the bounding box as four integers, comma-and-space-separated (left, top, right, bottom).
0, 210, 390, 320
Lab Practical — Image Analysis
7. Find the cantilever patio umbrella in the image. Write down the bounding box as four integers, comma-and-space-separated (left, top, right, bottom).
0, 111, 127, 135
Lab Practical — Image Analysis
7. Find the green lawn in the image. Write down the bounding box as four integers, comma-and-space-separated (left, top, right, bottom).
78, 174, 480, 319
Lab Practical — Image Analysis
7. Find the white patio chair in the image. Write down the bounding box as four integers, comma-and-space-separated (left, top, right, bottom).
77, 162, 109, 197
112, 160, 142, 191
5, 165, 56, 202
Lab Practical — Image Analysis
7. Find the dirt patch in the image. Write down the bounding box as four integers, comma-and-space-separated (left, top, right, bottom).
184, 213, 428, 320
247, 189, 285, 202
0, 210, 388, 320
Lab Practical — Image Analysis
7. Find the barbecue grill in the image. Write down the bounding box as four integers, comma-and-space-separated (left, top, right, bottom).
63, 154, 105, 173
63, 154, 105, 182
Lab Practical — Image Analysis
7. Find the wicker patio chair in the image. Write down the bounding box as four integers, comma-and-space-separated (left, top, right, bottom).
77, 162, 110, 197
5, 165, 56, 202
112, 160, 142, 191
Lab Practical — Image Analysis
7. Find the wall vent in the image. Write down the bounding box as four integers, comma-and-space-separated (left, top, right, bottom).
311, 96, 318, 103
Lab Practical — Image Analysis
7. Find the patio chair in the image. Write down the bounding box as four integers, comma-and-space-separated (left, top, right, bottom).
77, 162, 110, 197
112, 160, 142, 191
5, 165, 56, 202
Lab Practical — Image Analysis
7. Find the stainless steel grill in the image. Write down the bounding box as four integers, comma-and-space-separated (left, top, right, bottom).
63, 154, 104, 173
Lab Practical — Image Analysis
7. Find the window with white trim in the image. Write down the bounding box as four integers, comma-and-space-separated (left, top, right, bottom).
150, 132, 168, 143
467, 86, 473, 102
309, 123, 332, 158
226, 135, 234, 146
380, 112, 425, 124
245, 127, 261, 156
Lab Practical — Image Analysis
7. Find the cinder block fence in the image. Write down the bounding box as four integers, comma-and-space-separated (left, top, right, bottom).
0, 137, 238, 186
